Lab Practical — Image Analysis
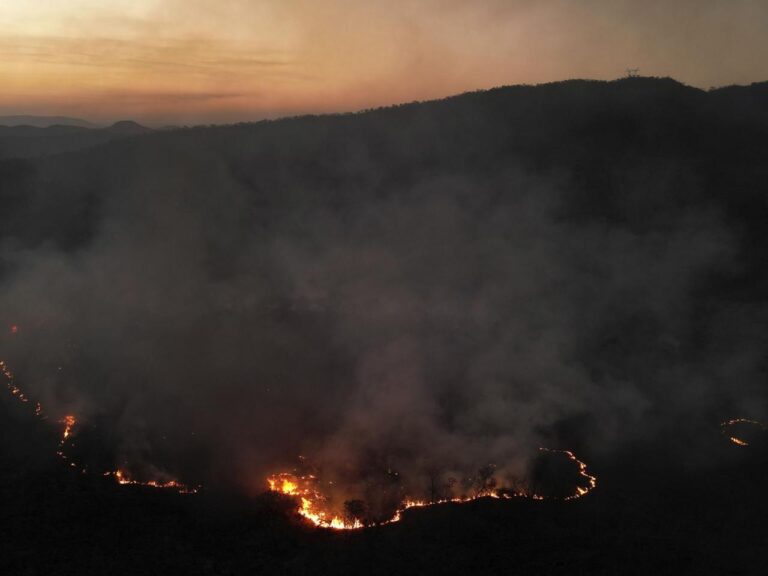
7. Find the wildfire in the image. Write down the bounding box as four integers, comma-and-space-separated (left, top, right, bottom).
268, 473, 363, 529
7, 351, 763, 533
109, 470, 199, 494
60, 415, 76, 442
720, 418, 767, 447
1, 359, 30, 403
2, 357, 194, 494
267, 448, 598, 531
542, 448, 598, 500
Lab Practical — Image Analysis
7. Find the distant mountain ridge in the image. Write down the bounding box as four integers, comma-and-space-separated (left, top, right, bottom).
0, 115, 97, 128
105, 120, 153, 135
0, 119, 152, 159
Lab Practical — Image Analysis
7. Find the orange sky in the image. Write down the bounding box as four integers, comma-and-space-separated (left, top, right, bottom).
0, 0, 766, 125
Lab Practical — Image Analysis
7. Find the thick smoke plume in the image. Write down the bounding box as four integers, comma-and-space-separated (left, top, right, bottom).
1, 79, 767, 500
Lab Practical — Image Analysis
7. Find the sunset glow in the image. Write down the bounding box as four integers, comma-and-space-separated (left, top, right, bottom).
1, 1, 766, 124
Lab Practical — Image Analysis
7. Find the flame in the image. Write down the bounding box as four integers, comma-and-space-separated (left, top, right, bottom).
7, 352, 761, 530
60, 415, 76, 442
2, 357, 195, 494
267, 472, 362, 529
541, 448, 599, 501
1, 360, 30, 403
267, 448, 598, 531
110, 470, 198, 494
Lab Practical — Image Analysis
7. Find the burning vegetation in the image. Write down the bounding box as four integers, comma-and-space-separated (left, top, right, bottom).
1, 356, 196, 493
6, 352, 599, 531
267, 448, 598, 530
2, 359, 29, 404
109, 470, 198, 494
3, 354, 764, 532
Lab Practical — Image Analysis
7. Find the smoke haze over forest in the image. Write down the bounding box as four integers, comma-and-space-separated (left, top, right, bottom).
2, 79, 767, 505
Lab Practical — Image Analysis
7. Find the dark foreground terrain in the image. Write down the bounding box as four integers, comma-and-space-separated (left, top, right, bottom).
1, 409, 767, 576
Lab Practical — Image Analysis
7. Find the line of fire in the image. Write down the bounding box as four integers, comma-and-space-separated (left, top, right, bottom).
4, 352, 764, 532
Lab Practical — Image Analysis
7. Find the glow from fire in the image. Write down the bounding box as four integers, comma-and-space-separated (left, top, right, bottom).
1, 357, 194, 494
268, 473, 364, 530
267, 448, 598, 531
4, 354, 761, 531
109, 470, 198, 494
60, 415, 76, 442
720, 418, 767, 447
53, 414, 83, 468
4, 358, 599, 530
1, 359, 30, 403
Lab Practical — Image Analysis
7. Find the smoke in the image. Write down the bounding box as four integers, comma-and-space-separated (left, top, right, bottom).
1, 83, 766, 500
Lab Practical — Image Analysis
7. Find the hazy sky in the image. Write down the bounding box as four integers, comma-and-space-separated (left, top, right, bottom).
0, 0, 766, 124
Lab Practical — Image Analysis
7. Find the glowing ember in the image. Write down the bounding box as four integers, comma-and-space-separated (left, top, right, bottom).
2, 357, 195, 494
720, 418, 767, 447
110, 470, 199, 494
540, 448, 599, 500
267, 448, 598, 531
1, 359, 30, 403
10, 325, 18, 334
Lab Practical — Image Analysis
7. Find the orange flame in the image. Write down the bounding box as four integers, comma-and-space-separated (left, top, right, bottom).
267, 448, 598, 531
111, 470, 198, 494
60, 415, 76, 442
267, 473, 362, 529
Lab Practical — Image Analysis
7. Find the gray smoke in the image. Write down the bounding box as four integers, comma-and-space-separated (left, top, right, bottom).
1, 90, 766, 498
